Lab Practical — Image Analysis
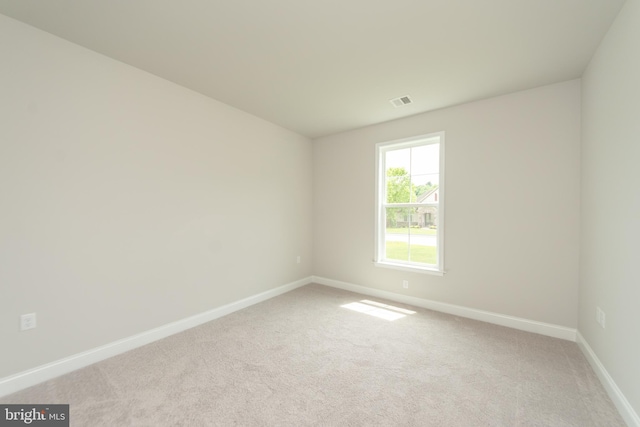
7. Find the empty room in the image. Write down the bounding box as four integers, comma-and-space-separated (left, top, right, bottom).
1, 0, 639, 426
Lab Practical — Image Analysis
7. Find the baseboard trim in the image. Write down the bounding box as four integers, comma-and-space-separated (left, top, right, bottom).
312, 276, 577, 341
0, 276, 313, 398
577, 332, 640, 427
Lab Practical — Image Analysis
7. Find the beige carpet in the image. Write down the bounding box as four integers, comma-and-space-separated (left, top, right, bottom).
2, 284, 625, 426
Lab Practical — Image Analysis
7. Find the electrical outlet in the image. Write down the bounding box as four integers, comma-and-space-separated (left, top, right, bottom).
296, 256, 301, 264
20, 313, 37, 331
402, 280, 409, 289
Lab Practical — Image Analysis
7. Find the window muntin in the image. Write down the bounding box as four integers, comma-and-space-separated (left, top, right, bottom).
375, 133, 444, 274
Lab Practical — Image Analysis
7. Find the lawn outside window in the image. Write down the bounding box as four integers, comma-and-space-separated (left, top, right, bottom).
375, 132, 445, 275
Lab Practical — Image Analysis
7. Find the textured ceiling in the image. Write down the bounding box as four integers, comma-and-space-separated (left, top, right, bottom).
0, 0, 626, 138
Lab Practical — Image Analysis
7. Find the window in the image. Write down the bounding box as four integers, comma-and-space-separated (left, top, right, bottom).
375, 132, 444, 274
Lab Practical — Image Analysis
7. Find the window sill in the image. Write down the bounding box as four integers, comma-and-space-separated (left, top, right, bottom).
374, 261, 445, 276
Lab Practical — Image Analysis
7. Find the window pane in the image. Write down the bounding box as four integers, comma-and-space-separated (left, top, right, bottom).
385, 162, 412, 203
385, 207, 409, 261
411, 144, 439, 175
411, 144, 439, 200
407, 206, 438, 265
385, 148, 410, 170
412, 173, 439, 201
384, 206, 438, 265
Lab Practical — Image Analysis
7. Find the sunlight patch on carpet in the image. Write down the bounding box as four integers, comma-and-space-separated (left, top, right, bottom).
360, 300, 416, 315
341, 300, 415, 321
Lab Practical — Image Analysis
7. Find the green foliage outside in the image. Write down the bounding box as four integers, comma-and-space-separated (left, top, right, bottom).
386, 167, 415, 203
386, 167, 437, 203
385, 167, 437, 228
385, 241, 437, 265
413, 183, 437, 198
384, 166, 438, 264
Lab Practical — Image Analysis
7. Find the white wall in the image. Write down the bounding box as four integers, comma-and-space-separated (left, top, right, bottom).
313, 80, 581, 328
580, 0, 640, 416
0, 14, 313, 378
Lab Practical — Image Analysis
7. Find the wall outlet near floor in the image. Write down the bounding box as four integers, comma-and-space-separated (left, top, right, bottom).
296, 255, 301, 264
596, 307, 606, 329
20, 313, 37, 331
402, 280, 409, 289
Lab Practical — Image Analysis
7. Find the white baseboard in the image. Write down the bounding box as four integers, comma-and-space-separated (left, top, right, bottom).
577, 332, 640, 427
312, 276, 577, 341
0, 276, 313, 398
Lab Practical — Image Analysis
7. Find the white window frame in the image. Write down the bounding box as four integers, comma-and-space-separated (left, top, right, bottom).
374, 132, 445, 275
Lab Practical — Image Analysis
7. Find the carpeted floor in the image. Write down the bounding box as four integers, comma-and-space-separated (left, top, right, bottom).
2, 284, 625, 426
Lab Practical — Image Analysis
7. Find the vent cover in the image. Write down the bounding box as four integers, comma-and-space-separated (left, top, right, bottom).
390, 95, 413, 108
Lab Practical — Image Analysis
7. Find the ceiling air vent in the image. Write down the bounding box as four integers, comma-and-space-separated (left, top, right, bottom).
390, 95, 413, 108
